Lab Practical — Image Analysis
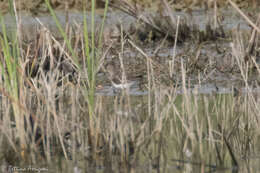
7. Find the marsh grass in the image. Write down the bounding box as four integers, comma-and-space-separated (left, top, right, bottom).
0, 0, 260, 172
44, 0, 111, 160
0, 1, 28, 159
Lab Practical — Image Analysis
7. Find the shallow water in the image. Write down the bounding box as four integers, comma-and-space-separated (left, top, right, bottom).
1, 8, 252, 40
1, 92, 260, 173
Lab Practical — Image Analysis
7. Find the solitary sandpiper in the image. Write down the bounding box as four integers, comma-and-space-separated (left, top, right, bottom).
105, 62, 141, 91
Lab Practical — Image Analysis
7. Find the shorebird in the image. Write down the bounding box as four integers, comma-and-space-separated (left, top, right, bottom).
105, 63, 141, 91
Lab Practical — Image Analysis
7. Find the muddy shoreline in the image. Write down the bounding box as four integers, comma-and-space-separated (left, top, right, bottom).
1, 6, 260, 95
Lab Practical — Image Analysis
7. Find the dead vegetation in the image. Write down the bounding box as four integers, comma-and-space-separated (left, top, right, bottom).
0, 0, 260, 172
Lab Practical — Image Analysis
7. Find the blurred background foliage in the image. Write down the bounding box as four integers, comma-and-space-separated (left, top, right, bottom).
0, 0, 258, 15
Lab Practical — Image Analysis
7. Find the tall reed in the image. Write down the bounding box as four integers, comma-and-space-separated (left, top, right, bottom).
45, 0, 109, 156
0, 0, 27, 158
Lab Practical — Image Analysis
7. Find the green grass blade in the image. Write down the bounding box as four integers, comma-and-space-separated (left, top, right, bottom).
44, 0, 79, 68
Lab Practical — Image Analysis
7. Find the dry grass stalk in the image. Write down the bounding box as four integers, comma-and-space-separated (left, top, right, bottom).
228, 0, 260, 34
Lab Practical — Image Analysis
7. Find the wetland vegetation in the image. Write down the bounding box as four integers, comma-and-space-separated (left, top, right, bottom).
0, 0, 260, 172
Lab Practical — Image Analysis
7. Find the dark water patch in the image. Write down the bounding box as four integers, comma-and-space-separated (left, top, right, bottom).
0, 8, 253, 41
